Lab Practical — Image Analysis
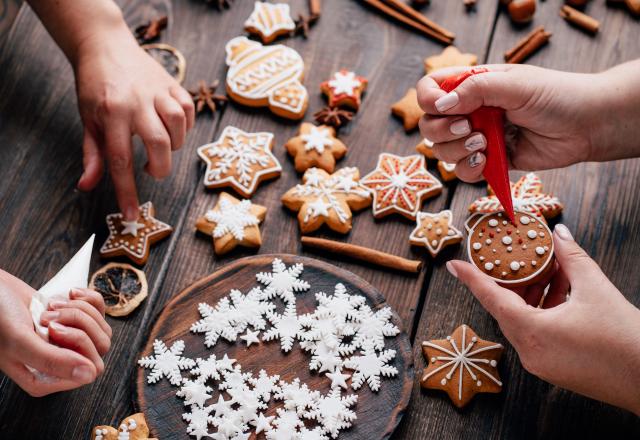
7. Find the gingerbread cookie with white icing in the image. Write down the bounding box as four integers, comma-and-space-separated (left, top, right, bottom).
467, 211, 555, 287
421, 325, 503, 408
197, 126, 282, 198
196, 192, 266, 255
281, 167, 371, 234
92, 412, 157, 440
320, 69, 368, 111
99, 202, 173, 266
285, 123, 347, 173
410, 210, 463, 257
244, 2, 295, 44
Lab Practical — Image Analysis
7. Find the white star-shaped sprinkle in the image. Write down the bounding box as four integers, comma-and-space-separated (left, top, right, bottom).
325, 369, 350, 390
121, 220, 144, 236
240, 329, 260, 346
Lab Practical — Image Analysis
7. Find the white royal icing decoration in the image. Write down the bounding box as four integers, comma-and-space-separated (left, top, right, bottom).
502, 236, 512, 245
121, 220, 144, 237
301, 126, 334, 154
510, 261, 520, 271
205, 198, 259, 241
138, 339, 196, 385
520, 216, 530, 225
328, 71, 362, 96
244, 2, 295, 39
536, 246, 545, 255
527, 230, 537, 239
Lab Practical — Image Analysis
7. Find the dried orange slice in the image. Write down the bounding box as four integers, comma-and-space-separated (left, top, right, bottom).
90, 263, 148, 317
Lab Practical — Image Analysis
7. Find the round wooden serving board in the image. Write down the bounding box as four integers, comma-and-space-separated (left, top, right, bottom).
136, 254, 414, 440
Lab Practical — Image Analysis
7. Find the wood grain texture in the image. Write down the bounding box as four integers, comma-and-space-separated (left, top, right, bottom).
136, 254, 414, 439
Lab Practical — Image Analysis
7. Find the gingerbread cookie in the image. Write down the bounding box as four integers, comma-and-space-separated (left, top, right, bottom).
225, 36, 308, 120
467, 211, 555, 287
391, 88, 424, 132
197, 126, 282, 197
320, 69, 368, 111
196, 192, 266, 255
416, 138, 458, 182
244, 2, 295, 44
410, 210, 463, 257
99, 202, 172, 266
469, 172, 563, 223
424, 46, 478, 74
361, 153, 443, 219
285, 123, 347, 173
282, 167, 371, 234
92, 413, 156, 440
421, 325, 503, 408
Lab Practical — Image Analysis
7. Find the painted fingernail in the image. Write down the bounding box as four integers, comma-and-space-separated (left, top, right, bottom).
468, 152, 484, 168
554, 224, 573, 241
69, 288, 83, 298
450, 119, 471, 136
72, 365, 94, 383
49, 321, 66, 333
465, 133, 486, 152
125, 207, 138, 221
446, 261, 458, 278
435, 91, 459, 112
40, 311, 60, 324
49, 300, 68, 309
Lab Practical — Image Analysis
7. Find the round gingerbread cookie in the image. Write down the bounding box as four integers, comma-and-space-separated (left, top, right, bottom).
467, 212, 554, 287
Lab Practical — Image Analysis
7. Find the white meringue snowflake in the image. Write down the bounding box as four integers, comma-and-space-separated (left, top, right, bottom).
299, 427, 329, 440
248, 369, 280, 402
300, 338, 344, 373
251, 412, 274, 434
352, 305, 400, 351
304, 388, 358, 439
263, 302, 304, 352
219, 365, 253, 393
190, 354, 235, 383
299, 307, 355, 349
227, 387, 266, 423
229, 287, 274, 332
191, 299, 237, 347
182, 405, 215, 440
274, 378, 320, 415
343, 343, 398, 392
177, 378, 213, 407
138, 339, 196, 386
256, 258, 310, 303
212, 409, 249, 439
315, 283, 365, 325
209, 394, 235, 419
266, 408, 305, 440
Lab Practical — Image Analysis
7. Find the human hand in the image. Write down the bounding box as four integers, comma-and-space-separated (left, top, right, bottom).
445, 224, 640, 415
416, 64, 601, 182
73, 26, 194, 220
0, 270, 112, 397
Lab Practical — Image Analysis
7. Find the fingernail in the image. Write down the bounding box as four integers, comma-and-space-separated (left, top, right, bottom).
69, 288, 82, 298
125, 207, 138, 221
40, 311, 60, 324
446, 261, 458, 278
469, 152, 484, 168
72, 365, 94, 383
450, 119, 471, 136
49, 300, 68, 309
435, 91, 459, 112
49, 321, 66, 333
554, 224, 573, 241
465, 133, 486, 152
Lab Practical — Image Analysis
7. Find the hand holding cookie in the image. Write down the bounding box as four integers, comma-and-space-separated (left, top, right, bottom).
447, 225, 640, 416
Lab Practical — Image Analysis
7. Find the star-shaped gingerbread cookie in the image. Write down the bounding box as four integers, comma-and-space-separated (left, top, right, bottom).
321, 70, 368, 111
424, 46, 478, 74
99, 202, 172, 266
410, 210, 463, 257
361, 153, 443, 219
282, 167, 371, 234
391, 88, 424, 132
416, 138, 458, 182
196, 192, 266, 255
92, 413, 157, 440
197, 126, 282, 198
285, 123, 347, 173
243, 1, 296, 44
421, 325, 503, 408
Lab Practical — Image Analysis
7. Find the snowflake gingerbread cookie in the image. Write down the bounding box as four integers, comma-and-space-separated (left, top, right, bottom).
195, 192, 267, 255
225, 36, 309, 120
197, 126, 282, 198
409, 210, 463, 257
282, 167, 372, 234
285, 123, 347, 173
320, 70, 368, 111
421, 324, 503, 408
391, 88, 424, 132
244, 2, 295, 44
361, 153, 443, 219
416, 137, 458, 182
99, 201, 172, 265
91, 413, 156, 440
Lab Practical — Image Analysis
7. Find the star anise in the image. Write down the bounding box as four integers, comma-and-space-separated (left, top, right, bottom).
314, 106, 354, 129
291, 13, 319, 38
189, 80, 228, 115
134, 16, 168, 44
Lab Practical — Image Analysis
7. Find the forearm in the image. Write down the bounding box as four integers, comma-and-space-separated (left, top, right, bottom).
25, 0, 133, 66
588, 59, 640, 162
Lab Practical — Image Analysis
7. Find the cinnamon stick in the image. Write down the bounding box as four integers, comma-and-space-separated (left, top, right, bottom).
309, 0, 322, 17
362, 0, 454, 45
300, 237, 423, 274
504, 26, 552, 64
381, 0, 456, 40
560, 5, 600, 34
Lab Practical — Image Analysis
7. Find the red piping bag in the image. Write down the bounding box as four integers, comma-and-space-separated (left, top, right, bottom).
440, 68, 515, 223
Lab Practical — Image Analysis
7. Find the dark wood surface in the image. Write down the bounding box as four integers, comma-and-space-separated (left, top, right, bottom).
137, 255, 413, 439
0, 0, 638, 438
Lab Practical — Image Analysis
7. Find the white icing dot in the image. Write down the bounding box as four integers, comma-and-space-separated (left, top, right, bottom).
492, 249, 497, 253
436, 228, 443, 236
501, 271, 507, 277
531, 260, 537, 266
441, 378, 447, 385
488, 219, 499, 227
502, 236, 512, 245
427, 223, 433, 230
520, 216, 530, 225
472, 337, 477, 342
527, 230, 537, 239
496, 227, 502, 232
490, 360, 497, 367
507, 246, 513, 252
431, 239, 438, 247
476, 380, 482, 386
446, 336, 451, 340
485, 239, 492, 245
479, 232, 484, 237
484, 262, 494, 271
520, 261, 525, 267
510, 261, 520, 271
538, 224, 543, 229
495, 259, 501, 265
522, 244, 527, 250
536, 246, 545, 255
502, 220, 508, 225
431, 357, 436, 362
539, 232, 545, 238
498, 213, 503, 217
544, 246, 549, 251
479, 256, 485, 261
473, 242, 482, 251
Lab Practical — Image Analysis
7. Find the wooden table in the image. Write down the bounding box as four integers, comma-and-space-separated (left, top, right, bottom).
0, 1, 639, 438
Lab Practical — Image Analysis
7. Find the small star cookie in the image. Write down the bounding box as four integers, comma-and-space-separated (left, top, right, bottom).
195, 192, 266, 255
244, 2, 296, 44
424, 46, 478, 74
197, 126, 282, 197
100, 201, 172, 266
410, 210, 463, 257
391, 88, 424, 132
421, 325, 503, 408
416, 138, 458, 182
285, 123, 347, 173
92, 413, 157, 440
282, 167, 372, 234
361, 153, 443, 219
321, 70, 368, 111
